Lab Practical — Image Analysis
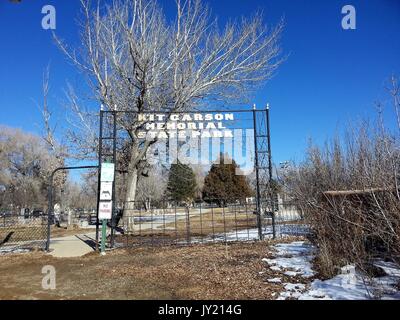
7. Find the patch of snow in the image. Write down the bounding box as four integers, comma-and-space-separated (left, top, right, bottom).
284, 271, 300, 277
374, 260, 400, 278
264, 241, 315, 278
273, 241, 315, 257
299, 269, 400, 300
188, 224, 310, 244
270, 265, 282, 272
277, 283, 306, 300
0, 247, 30, 255
267, 277, 282, 283
264, 240, 400, 300
297, 260, 400, 300
284, 283, 306, 291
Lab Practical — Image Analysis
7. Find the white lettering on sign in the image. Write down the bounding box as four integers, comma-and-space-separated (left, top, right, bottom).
136, 112, 235, 140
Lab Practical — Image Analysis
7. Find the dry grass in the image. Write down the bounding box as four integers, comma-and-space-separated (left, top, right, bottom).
123, 206, 258, 239
120, 210, 259, 247
0, 225, 94, 243
0, 239, 305, 300
166, 211, 257, 235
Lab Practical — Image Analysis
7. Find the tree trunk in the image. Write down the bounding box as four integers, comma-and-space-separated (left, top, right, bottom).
123, 138, 153, 219
125, 167, 138, 205
124, 165, 138, 233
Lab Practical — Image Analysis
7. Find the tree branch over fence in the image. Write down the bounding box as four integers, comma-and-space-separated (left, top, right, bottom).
53, 0, 285, 205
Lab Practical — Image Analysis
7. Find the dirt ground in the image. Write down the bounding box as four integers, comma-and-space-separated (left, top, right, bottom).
0, 239, 308, 300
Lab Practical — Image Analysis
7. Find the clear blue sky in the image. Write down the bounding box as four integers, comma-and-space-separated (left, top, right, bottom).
0, 0, 399, 167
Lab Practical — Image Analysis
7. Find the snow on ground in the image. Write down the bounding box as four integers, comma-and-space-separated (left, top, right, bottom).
188, 224, 310, 244
298, 267, 400, 300
0, 247, 30, 255
264, 240, 400, 300
263, 241, 315, 278
277, 283, 307, 300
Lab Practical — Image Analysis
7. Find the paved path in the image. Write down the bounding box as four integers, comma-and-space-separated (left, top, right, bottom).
49, 233, 96, 258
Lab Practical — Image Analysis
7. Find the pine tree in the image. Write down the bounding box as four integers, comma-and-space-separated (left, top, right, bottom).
166, 161, 197, 203
202, 153, 253, 205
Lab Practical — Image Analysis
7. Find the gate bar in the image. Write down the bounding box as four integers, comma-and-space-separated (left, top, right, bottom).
46, 165, 99, 252
99, 108, 269, 114
95, 109, 104, 251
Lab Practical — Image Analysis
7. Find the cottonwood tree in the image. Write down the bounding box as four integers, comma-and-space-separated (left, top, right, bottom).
38, 66, 68, 190
136, 164, 168, 210
63, 180, 97, 210
55, 0, 284, 212
0, 126, 62, 211
80, 171, 99, 208
191, 164, 207, 200
0, 68, 68, 213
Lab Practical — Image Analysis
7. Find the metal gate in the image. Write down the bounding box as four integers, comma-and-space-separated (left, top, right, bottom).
119, 199, 259, 247
95, 106, 304, 249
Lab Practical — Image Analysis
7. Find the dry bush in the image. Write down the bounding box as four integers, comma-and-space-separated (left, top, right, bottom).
284, 77, 400, 278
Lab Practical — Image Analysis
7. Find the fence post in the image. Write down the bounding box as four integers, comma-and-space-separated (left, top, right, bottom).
252, 105, 264, 241
110, 110, 117, 248
46, 171, 55, 251
266, 104, 276, 239
95, 108, 104, 251
186, 205, 191, 245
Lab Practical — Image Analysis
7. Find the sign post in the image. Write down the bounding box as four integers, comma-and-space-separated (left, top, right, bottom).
99, 162, 115, 255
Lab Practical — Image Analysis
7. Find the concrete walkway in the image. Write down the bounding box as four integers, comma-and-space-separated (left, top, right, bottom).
49, 233, 96, 258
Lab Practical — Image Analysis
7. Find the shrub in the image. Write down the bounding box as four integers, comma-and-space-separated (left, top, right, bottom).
284, 78, 400, 278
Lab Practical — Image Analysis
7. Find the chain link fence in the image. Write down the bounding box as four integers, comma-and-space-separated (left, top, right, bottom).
0, 212, 49, 254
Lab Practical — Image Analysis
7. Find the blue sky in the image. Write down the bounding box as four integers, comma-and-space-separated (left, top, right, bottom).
0, 0, 399, 168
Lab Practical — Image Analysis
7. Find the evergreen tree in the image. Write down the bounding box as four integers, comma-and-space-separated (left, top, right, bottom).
202, 153, 253, 205
166, 161, 197, 203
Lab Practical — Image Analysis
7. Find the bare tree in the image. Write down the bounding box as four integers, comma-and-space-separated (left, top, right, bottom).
191, 164, 207, 200
38, 65, 68, 190
135, 164, 167, 210
55, 0, 284, 210
388, 75, 400, 133
63, 178, 97, 210
0, 126, 62, 211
